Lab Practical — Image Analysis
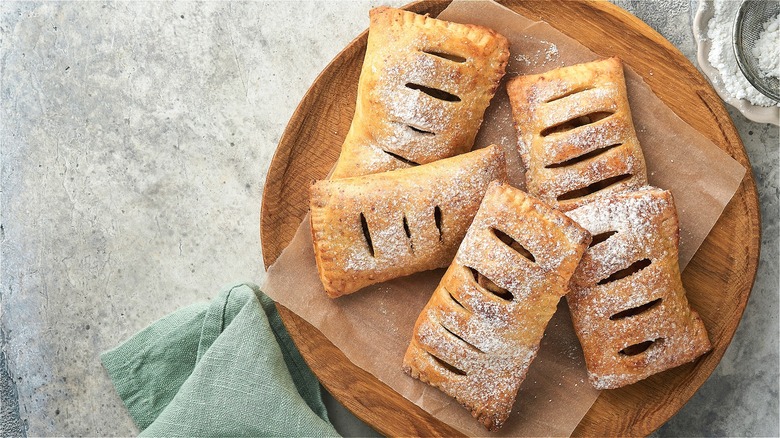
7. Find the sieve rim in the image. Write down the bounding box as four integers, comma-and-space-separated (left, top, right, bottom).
733, 0, 780, 102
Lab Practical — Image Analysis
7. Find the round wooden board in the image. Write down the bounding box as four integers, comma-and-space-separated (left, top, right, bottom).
260, 1, 761, 436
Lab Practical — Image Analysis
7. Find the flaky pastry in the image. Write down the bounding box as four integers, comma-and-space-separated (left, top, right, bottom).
507, 57, 647, 211
566, 188, 711, 389
403, 181, 590, 430
330, 7, 510, 179
310, 145, 507, 298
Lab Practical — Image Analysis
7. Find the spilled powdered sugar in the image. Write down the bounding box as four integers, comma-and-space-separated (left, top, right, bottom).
511, 37, 560, 73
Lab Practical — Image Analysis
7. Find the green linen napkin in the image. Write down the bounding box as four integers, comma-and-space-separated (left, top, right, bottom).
101, 282, 339, 437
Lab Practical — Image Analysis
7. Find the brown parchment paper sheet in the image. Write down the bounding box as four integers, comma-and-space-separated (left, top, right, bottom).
262, 1, 747, 436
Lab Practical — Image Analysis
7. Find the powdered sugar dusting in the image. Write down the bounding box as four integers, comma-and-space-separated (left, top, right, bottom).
333, 7, 509, 178
311, 146, 506, 297
508, 37, 561, 75
565, 188, 711, 389
404, 182, 588, 428
507, 58, 648, 211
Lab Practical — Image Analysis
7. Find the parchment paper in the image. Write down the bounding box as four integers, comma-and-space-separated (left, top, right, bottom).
262, 1, 747, 436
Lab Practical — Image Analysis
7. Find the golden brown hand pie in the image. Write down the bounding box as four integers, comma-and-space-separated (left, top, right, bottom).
403, 181, 590, 431
507, 57, 647, 211
565, 188, 711, 389
330, 7, 510, 179
310, 145, 507, 298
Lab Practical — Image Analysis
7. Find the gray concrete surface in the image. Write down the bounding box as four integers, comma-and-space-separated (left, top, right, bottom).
1, 1, 777, 436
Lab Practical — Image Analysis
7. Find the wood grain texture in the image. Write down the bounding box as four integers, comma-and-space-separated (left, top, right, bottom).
260, 1, 761, 436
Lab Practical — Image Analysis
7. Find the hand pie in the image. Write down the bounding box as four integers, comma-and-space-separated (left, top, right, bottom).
403, 181, 590, 431
310, 145, 506, 298
565, 188, 711, 389
507, 57, 647, 211
330, 7, 510, 179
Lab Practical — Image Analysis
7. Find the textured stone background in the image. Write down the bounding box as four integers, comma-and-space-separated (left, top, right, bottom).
1, 1, 777, 436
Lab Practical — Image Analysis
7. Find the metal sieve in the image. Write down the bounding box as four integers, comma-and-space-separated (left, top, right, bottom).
733, 0, 780, 102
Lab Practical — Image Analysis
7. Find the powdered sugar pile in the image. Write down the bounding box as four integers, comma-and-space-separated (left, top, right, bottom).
753, 12, 780, 79
706, 0, 779, 107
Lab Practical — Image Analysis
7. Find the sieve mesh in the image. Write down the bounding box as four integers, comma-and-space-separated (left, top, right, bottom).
733, 0, 780, 102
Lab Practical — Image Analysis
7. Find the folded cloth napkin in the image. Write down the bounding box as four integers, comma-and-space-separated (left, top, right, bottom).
101, 282, 339, 437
